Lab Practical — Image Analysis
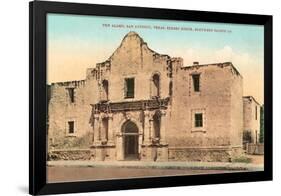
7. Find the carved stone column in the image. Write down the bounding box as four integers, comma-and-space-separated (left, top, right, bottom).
157, 109, 168, 161
141, 110, 154, 161
93, 113, 101, 145
160, 110, 167, 144
107, 113, 114, 145
90, 113, 105, 161
143, 110, 151, 144
100, 113, 108, 143
94, 113, 106, 161
116, 132, 124, 160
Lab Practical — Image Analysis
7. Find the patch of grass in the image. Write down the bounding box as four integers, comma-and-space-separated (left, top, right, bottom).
232, 156, 252, 163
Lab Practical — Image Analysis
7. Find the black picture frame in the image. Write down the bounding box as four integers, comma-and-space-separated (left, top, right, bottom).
29, 1, 273, 195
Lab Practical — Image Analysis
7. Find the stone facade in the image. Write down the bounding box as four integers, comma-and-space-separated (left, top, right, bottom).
48, 31, 258, 162
243, 96, 261, 144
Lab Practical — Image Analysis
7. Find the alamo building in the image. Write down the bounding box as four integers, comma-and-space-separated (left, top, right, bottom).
48, 31, 261, 162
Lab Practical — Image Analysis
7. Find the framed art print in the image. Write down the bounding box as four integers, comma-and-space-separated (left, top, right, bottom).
29, 1, 273, 195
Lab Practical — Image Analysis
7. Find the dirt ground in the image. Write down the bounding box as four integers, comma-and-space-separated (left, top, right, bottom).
47, 155, 263, 183
246, 155, 264, 165
47, 166, 244, 183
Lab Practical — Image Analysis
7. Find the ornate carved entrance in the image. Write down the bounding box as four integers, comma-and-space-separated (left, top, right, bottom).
122, 120, 139, 160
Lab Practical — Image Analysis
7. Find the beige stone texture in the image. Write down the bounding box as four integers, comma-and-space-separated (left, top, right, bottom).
47, 31, 258, 162
243, 96, 261, 144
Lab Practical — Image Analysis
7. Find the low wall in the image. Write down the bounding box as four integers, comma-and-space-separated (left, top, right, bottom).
168, 147, 238, 162
48, 147, 244, 162
48, 149, 91, 161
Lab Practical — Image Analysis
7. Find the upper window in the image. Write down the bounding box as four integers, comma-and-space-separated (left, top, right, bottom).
194, 113, 203, 127
192, 74, 200, 92
68, 121, 74, 134
101, 80, 109, 101
67, 88, 75, 103
124, 78, 135, 98
151, 74, 160, 98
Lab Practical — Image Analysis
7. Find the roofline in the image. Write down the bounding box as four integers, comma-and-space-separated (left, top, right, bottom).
243, 96, 261, 106
50, 79, 86, 86
181, 62, 242, 77
102, 31, 171, 64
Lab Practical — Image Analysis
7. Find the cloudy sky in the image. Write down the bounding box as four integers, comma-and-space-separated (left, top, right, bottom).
47, 13, 264, 104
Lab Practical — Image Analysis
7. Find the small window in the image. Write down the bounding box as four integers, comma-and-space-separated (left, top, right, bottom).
68, 121, 74, 134
67, 88, 75, 103
195, 113, 203, 127
125, 78, 135, 98
192, 74, 200, 92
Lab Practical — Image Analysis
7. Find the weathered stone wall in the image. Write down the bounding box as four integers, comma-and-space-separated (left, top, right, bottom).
243, 96, 261, 143
230, 67, 243, 147
48, 31, 248, 162
48, 149, 91, 161
167, 63, 243, 152
86, 32, 172, 102
85, 32, 172, 161
89, 108, 169, 161
168, 147, 232, 162
48, 80, 94, 147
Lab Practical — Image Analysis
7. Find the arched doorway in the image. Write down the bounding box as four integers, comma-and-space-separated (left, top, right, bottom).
122, 120, 139, 160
